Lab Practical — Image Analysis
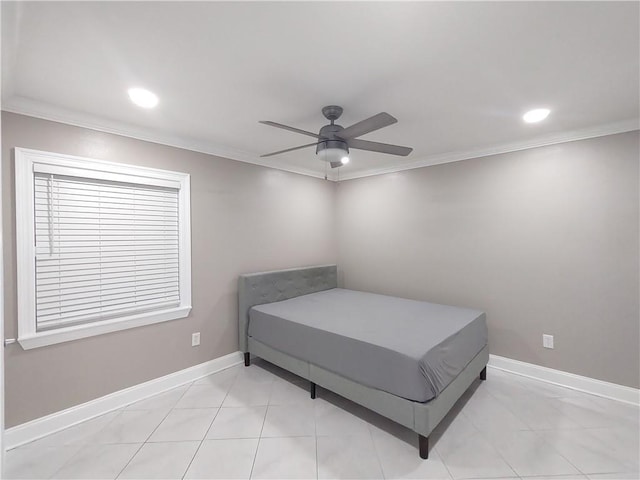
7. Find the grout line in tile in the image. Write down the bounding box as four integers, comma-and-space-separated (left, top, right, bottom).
45, 410, 132, 480
314, 384, 319, 480
434, 443, 455, 480
180, 377, 232, 480
248, 366, 270, 480
367, 420, 388, 479
115, 386, 192, 480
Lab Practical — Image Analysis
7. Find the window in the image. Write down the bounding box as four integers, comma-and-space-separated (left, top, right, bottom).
15, 148, 191, 349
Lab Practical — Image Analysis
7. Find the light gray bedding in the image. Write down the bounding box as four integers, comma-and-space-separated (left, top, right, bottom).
248, 288, 487, 402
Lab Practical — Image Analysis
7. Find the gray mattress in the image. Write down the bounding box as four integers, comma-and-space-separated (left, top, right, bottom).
248, 288, 487, 402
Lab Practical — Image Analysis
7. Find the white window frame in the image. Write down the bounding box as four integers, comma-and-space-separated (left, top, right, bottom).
15, 147, 192, 349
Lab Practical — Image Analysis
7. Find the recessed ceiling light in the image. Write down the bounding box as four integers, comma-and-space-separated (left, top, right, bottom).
128, 88, 158, 108
523, 108, 550, 123
341, 156, 350, 165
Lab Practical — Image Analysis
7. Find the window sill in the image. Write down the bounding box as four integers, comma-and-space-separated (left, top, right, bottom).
18, 306, 192, 350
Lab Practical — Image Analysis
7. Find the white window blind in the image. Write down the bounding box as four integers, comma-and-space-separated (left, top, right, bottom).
34, 172, 181, 331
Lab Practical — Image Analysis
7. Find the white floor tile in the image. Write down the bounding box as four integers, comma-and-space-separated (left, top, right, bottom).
315, 401, 371, 437
371, 429, 451, 479
174, 384, 230, 409
194, 365, 240, 387
270, 379, 314, 405
491, 391, 583, 430
207, 406, 267, 439
486, 430, 580, 477
436, 430, 517, 479
4, 446, 81, 479
368, 415, 417, 445
549, 396, 634, 429
118, 441, 199, 479
236, 363, 278, 385
539, 428, 638, 474
587, 473, 640, 479
91, 409, 170, 444
590, 396, 640, 425
585, 426, 640, 471
184, 439, 259, 479
431, 410, 478, 445
223, 379, 274, 407
518, 376, 590, 399
317, 435, 383, 479
520, 476, 587, 480
7, 366, 639, 480
19, 411, 120, 448
251, 436, 317, 479
262, 404, 315, 437
148, 408, 218, 442
51, 443, 141, 479
462, 391, 530, 435
126, 386, 189, 411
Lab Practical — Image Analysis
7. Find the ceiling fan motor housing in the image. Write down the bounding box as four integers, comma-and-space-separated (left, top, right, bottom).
316, 124, 349, 161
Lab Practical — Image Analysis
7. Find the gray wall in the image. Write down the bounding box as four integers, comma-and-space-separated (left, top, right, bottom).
2, 112, 638, 427
336, 131, 639, 389
2, 112, 337, 427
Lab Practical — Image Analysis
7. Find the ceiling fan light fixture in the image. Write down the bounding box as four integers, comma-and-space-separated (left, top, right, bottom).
341, 156, 349, 165
316, 138, 349, 166
320, 147, 348, 164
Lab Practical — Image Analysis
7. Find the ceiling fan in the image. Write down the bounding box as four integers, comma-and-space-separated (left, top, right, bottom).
260, 106, 413, 168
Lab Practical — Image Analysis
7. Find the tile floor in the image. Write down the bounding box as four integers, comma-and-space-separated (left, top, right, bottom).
5, 359, 639, 479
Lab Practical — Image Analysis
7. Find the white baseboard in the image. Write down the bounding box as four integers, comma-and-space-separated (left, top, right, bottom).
6, 351, 637, 450
488, 354, 640, 406
5, 351, 243, 450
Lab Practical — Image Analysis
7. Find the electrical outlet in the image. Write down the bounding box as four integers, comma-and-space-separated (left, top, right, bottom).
191, 332, 200, 347
543, 334, 554, 349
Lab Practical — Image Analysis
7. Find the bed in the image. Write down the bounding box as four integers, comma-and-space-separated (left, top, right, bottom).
238, 264, 488, 459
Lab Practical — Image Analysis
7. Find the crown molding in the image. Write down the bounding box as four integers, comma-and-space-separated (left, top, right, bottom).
3, 96, 637, 183
1, 96, 339, 181
337, 118, 640, 181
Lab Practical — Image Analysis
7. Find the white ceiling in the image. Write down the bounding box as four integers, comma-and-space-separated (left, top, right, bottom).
2, 2, 638, 181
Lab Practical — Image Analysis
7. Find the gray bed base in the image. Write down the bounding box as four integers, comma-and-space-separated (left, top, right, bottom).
238, 265, 488, 459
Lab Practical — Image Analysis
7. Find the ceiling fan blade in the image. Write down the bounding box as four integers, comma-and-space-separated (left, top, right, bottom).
336, 112, 397, 140
260, 142, 318, 158
348, 138, 413, 156
259, 121, 320, 139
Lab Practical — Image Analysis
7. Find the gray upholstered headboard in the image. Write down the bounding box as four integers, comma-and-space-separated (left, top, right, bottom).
238, 264, 337, 352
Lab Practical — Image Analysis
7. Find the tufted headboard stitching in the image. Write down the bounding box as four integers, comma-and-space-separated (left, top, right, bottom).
238, 265, 337, 352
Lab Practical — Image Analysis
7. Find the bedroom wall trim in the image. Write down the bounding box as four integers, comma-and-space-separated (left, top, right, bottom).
488, 354, 640, 406
4, 351, 243, 450
2, 101, 638, 182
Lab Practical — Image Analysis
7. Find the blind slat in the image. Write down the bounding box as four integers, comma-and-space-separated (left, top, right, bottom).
37, 281, 180, 301
38, 295, 181, 319
36, 272, 179, 289
37, 286, 180, 308
37, 300, 181, 330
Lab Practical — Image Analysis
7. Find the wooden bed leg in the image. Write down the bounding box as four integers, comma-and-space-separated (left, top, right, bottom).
244, 352, 250, 367
310, 382, 316, 399
419, 434, 429, 459
480, 366, 487, 381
